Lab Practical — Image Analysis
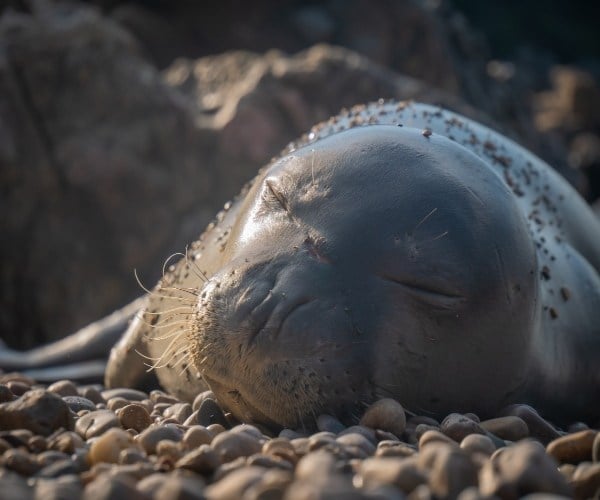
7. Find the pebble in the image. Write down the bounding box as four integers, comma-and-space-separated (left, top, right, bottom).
137, 424, 184, 455
182, 425, 213, 449
479, 440, 572, 498
197, 398, 230, 428
47, 380, 79, 397
211, 428, 262, 462
47, 430, 85, 454
421, 443, 478, 499
546, 429, 597, 464
118, 403, 153, 432
593, 432, 600, 463
34, 475, 83, 499
101, 388, 148, 401
419, 429, 457, 448
192, 390, 217, 411
501, 404, 561, 444
78, 386, 104, 404
460, 433, 496, 456
360, 456, 426, 493
440, 413, 486, 442
163, 402, 193, 423
480, 416, 529, 441
0, 384, 15, 403
75, 410, 119, 439
360, 398, 407, 438
204, 466, 266, 499
152, 473, 206, 499
62, 395, 96, 413
176, 444, 221, 474
571, 462, 600, 499
88, 427, 134, 465
0, 389, 73, 436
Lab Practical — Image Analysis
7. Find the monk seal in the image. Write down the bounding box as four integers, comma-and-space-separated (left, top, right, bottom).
2, 101, 599, 427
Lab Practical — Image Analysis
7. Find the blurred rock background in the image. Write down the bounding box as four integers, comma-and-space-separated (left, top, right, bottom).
1, 0, 598, 349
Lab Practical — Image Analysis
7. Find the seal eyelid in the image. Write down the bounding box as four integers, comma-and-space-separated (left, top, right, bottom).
265, 179, 290, 213
377, 274, 465, 307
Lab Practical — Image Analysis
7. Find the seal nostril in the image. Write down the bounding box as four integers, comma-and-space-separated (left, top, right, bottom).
304, 235, 331, 264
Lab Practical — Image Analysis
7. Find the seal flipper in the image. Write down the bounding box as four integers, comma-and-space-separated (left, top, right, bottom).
0, 297, 145, 383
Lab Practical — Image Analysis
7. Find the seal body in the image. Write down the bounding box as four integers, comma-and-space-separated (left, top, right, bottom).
106, 101, 600, 427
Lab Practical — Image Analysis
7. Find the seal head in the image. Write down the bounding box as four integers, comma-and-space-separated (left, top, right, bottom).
191, 126, 538, 428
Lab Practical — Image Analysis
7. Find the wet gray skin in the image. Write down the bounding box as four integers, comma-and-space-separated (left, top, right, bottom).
2, 102, 599, 429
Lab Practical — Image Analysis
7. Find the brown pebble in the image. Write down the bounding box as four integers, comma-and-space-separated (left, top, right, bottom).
593, 432, 600, 463
137, 424, 184, 455
247, 453, 294, 470
36, 450, 70, 467
338, 425, 377, 445
75, 409, 119, 439
571, 462, 600, 499
440, 413, 486, 442
6, 380, 30, 396
27, 435, 47, 453
419, 442, 478, 499
295, 449, 339, 480
107, 397, 130, 412
460, 433, 496, 456
83, 473, 143, 500
163, 402, 193, 423
376, 440, 417, 458
263, 438, 298, 464
47, 380, 79, 397
182, 425, 213, 449
151, 473, 206, 500
360, 398, 406, 438
479, 439, 572, 498
546, 429, 598, 464
101, 388, 148, 402
211, 429, 262, 462
3, 448, 41, 475
0, 389, 73, 436
34, 476, 83, 500
88, 428, 134, 465
149, 390, 179, 404
360, 456, 426, 494
119, 447, 148, 465
337, 432, 376, 457
78, 386, 104, 405
198, 398, 229, 428
480, 416, 529, 441
243, 469, 293, 500
207, 423, 227, 436
119, 404, 153, 432
176, 443, 220, 474
500, 404, 560, 444
47, 431, 85, 454
204, 466, 266, 500
308, 431, 336, 451
419, 429, 457, 449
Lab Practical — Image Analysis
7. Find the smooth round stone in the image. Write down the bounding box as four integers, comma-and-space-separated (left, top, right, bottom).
163, 402, 193, 424
47, 380, 79, 397
337, 432, 376, 457
34, 476, 82, 499
593, 432, 600, 463
546, 429, 598, 464
88, 428, 134, 465
317, 414, 346, 434
479, 440, 572, 498
279, 428, 305, 440
119, 404, 153, 433
75, 410, 119, 439
182, 425, 213, 449
207, 423, 226, 436
3, 448, 41, 475
137, 424, 184, 455
83, 473, 143, 500
480, 416, 529, 441
246, 453, 294, 471
176, 444, 220, 474
7, 381, 30, 396
152, 474, 205, 500
63, 395, 96, 413
500, 404, 561, 444
37, 450, 70, 467
460, 433, 496, 456
101, 388, 148, 402
360, 399, 407, 438
204, 466, 265, 499
262, 438, 298, 464
418, 442, 477, 499
197, 398, 229, 428
0, 389, 73, 436
36, 459, 80, 478
571, 462, 600, 499
440, 413, 486, 442
360, 456, 426, 494
211, 429, 262, 462
47, 431, 86, 454
308, 432, 336, 451
338, 425, 377, 445
243, 469, 293, 500
285, 474, 362, 500
230, 424, 265, 441
118, 448, 148, 465
107, 397, 130, 412
295, 450, 339, 480
192, 390, 217, 411
78, 386, 104, 405
376, 441, 417, 458
418, 430, 457, 449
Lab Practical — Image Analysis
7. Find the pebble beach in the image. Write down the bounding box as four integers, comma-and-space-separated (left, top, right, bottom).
0, 373, 598, 499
